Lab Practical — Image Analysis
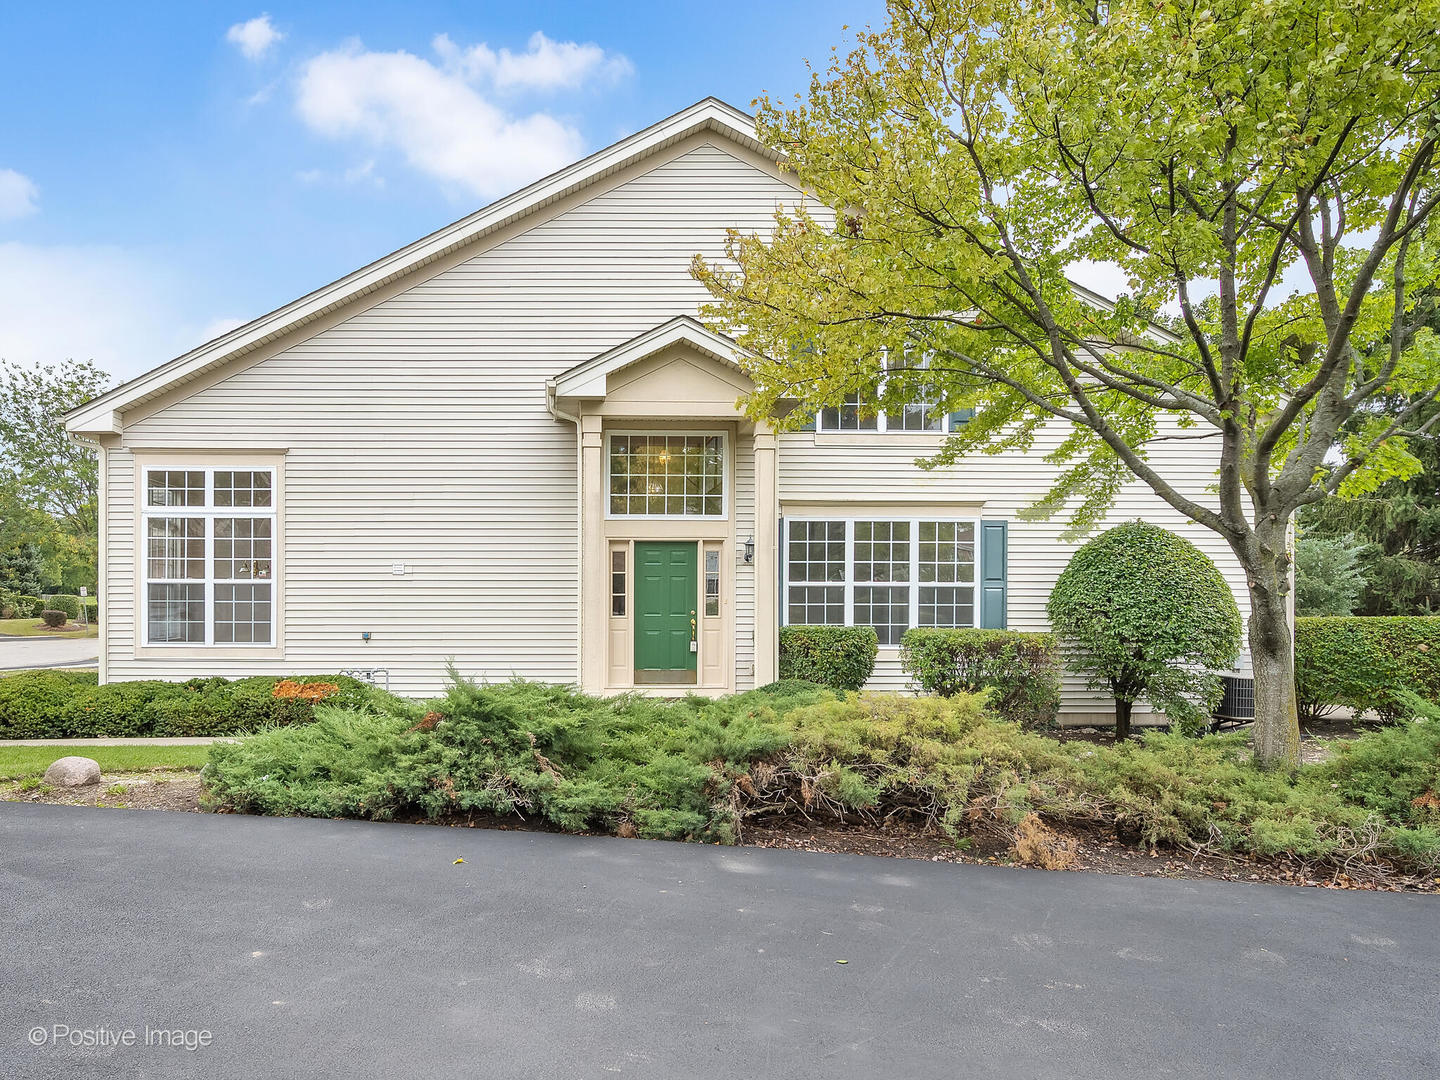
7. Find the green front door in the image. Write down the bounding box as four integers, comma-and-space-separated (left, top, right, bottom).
634, 542, 698, 684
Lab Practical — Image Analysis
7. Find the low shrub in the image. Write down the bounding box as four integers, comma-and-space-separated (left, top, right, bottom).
1295, 616, 1440, 721
201, 675, 1440, 873
83, 599, 98, 622
778, 626, 878, 691
45, 594, 81, 620
40, 610, 67, 628
0, 670, 378, 739
900, 628, 1061, 727
15, 595, 42, 619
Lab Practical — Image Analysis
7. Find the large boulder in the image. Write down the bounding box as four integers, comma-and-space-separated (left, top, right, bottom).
43, 756, 100, 787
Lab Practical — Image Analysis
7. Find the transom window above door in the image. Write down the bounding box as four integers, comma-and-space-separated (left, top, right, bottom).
608, 434, 725, 517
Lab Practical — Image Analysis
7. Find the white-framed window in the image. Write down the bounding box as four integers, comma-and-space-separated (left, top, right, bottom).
607, 432, 726, 518
142, 467, 276, 646
813, 352, 970, 433
784, 517, 978, 645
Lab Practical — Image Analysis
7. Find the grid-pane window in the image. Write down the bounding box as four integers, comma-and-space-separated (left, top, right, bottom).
147, 584, 205, 643
142, 467, 277, 647
855, 586, 909, 646
813, 352, 964, 434
819, 394, 879, 432
704, 549, 720, 617
885, 354, 945, 431
146, 470, 205, 507
214, 470, 273, 508
783, 518, 980, 645
786, 520, 846, 624
608, 434, 724, 517
611, 549, 626, 617
854, 521, 910, 583
147, 518, 205, 580
214, 584, 272, 644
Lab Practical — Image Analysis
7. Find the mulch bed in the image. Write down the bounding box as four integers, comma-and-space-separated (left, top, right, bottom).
5, 773, 1434, 893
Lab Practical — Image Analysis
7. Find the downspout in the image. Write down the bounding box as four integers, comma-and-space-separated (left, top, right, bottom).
547, 380, 585, 686
68, 431, 106, 684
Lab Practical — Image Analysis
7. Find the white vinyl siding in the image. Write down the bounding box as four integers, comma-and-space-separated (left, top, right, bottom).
778, 414, 1253, 720
107, 139, 798, 694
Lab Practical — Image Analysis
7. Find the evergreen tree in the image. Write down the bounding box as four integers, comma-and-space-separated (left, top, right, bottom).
1302, 399, 1440, 614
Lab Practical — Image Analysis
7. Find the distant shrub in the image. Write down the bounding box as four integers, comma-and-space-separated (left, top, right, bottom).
15, 595, 42, 619
778, 626, 878, 691
40, 610, 67, 628
1295, 616, 1440, 721
45, 594, 81, 620
900, 628, 1060, 727
0, 671, 380, 739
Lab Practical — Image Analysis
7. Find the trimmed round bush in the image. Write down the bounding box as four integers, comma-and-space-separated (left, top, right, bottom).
40, 609, 67, 628
1047, 521, 1242, 738
778, 626, 878, 691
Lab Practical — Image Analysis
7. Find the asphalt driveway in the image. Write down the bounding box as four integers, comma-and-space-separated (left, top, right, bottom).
0, 636, 99, 672
1, 805, 1435, 1080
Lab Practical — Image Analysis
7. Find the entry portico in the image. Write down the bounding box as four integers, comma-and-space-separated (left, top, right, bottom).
549, 316, 778, 695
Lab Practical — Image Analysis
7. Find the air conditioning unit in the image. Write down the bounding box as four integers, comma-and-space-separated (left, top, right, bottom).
1212, 675, 1255, 725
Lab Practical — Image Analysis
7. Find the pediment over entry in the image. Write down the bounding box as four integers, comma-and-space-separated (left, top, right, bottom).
549, 316, 760, 419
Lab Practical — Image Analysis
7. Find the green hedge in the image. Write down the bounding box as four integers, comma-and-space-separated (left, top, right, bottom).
1295, 616, 1440, 721
0, 671, 378, 739
0, 592, 43, 619
778, 626, 879, 691
44, 594, 81, 620
900, 627, 1061, 727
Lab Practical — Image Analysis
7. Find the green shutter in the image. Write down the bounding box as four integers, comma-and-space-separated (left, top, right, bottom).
947, 407, 976, 431
979, 520, 1007, 628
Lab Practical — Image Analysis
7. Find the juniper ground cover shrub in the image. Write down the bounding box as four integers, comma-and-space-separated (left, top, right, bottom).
202, 675, 1440, 874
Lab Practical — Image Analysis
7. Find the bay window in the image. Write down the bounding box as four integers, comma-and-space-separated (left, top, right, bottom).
784, 518, 977, 645
143, 467, 276, 646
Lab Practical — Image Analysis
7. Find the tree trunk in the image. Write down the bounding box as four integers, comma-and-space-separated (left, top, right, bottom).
1244, 545, 1301, 769
1114, 697, 1132, 741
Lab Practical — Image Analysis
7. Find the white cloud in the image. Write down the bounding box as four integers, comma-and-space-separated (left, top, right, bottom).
0, 242, 237, 380
227, 14, 284, 61
0, 169, 39, 221
433, 30, 633, 92
296, 158, 385, 188
294, 33, 631, 198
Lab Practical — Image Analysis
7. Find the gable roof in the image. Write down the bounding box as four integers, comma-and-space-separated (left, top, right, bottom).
66, 97, 772, 436
549, 316, 755, 402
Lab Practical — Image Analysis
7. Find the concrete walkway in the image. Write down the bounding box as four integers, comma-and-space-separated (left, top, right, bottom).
0, 636, 99, 672
0, 736, 235, 746
1, 803, 1435, 1080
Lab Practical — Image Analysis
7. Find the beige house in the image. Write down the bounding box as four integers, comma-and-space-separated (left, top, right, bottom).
66, 99, 1251, 719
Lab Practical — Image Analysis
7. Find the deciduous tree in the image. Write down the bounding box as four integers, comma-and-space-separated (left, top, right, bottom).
693, 0, 1440, 767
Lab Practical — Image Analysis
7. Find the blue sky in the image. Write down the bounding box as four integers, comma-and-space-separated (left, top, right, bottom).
0, 1, 885, 381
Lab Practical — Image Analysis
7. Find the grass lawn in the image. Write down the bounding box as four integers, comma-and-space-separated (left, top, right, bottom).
0, 618, 99, 639
0, 743, 212, 780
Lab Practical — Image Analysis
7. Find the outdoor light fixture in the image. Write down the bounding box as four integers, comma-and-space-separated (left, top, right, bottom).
743, 536, 754, 564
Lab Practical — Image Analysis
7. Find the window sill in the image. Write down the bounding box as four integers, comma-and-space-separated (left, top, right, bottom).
132, 644, 285, 661
803, 432, 950, 448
